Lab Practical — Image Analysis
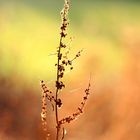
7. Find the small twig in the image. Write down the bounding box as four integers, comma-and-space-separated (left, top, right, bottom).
61, 127, 66, 140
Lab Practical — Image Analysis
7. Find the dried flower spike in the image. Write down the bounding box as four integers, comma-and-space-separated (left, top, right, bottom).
40, 0, 92, 140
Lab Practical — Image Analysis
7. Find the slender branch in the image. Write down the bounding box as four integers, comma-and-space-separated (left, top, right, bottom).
55, 37, 63, 140
61, 127, 65, 140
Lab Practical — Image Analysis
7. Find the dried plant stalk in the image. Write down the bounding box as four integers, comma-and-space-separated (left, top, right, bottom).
40, 0, 91, 140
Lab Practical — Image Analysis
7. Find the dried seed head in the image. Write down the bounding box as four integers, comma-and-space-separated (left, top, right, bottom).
58, 80, 91, 126
60, 0, 70, 37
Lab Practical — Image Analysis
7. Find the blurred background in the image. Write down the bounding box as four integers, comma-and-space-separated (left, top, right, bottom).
0, 0, 140, 140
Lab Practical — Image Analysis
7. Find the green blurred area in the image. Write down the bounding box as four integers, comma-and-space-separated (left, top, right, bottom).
0, 0, 139, 83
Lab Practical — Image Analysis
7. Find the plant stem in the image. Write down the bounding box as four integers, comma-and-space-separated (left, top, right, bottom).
55, 37, 63, 140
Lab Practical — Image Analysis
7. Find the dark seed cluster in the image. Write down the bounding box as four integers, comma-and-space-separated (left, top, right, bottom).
60, 0, 70, 39
56, 98, 62, 108
55, 0, 72, 93
56, 81, 65, 90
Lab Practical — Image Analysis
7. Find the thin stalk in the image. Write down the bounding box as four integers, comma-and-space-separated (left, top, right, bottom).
55, 1, 70, 139
55, 37, 63, 140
